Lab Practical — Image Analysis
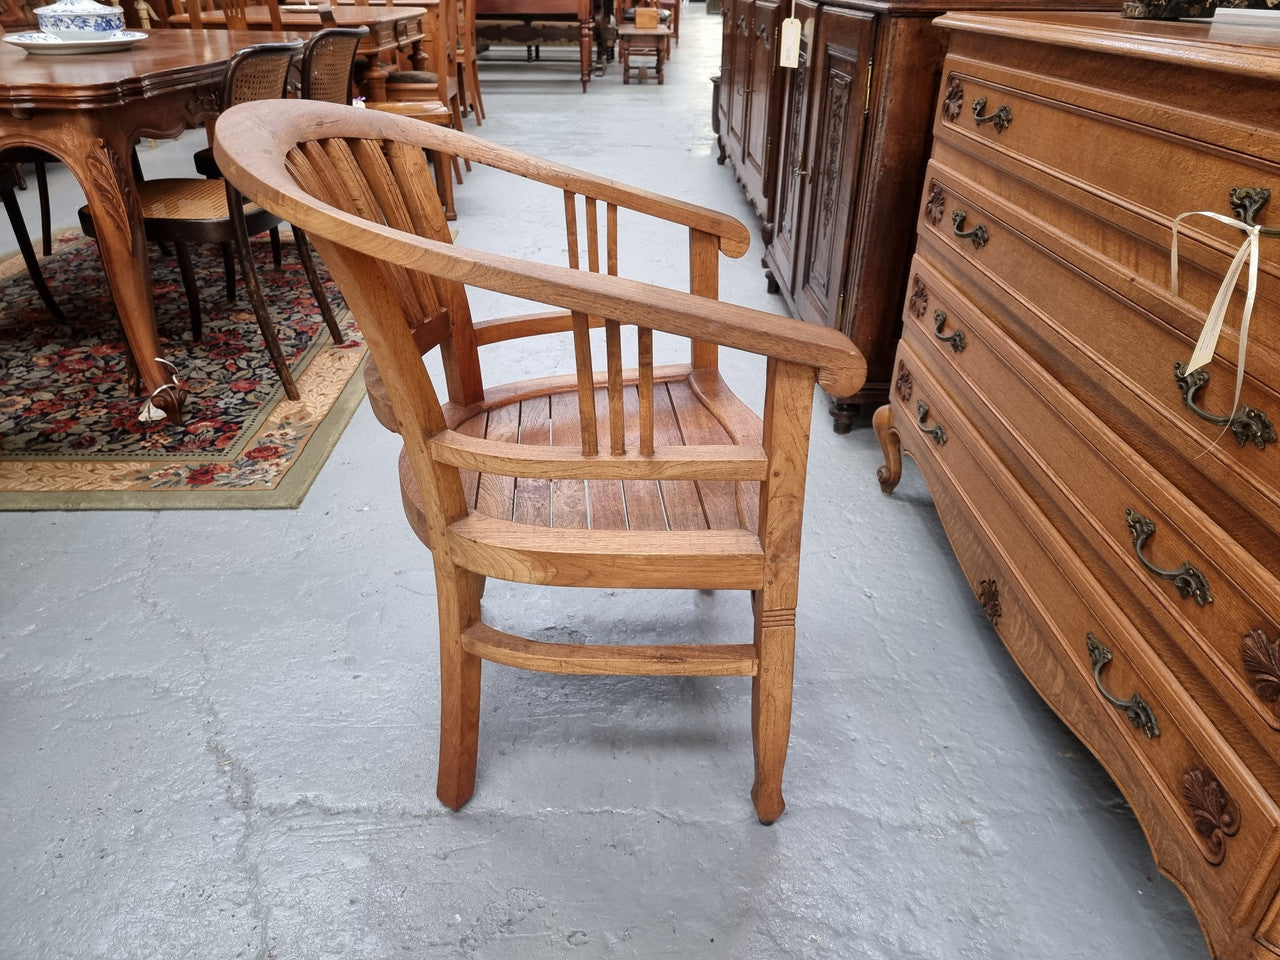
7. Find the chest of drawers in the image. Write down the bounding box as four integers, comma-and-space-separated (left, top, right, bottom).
874, 13, 1280, 957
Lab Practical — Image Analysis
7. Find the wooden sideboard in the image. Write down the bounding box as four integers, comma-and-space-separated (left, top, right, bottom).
717, 0, 1112, 430
875, 12, 1280, 957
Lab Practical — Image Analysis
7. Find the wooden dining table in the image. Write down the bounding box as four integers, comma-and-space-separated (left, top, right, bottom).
0, 28, 302, 424
166, 5, 431, 101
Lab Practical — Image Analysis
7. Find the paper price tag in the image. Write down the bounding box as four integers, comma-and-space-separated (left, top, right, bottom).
779, 16, 800, 68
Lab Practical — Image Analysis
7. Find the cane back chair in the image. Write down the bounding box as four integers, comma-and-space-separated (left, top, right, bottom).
214, 100, 865, 823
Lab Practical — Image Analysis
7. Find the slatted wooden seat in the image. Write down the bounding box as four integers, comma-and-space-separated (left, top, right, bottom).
213, 100, 865, 823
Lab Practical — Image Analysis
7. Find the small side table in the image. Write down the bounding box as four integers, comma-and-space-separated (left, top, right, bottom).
617, 23, 671, 84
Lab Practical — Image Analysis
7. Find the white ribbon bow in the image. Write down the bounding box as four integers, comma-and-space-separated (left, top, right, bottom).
1170, 209, 1261, 431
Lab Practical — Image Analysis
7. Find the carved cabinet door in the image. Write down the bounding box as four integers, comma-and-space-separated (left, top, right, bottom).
792, 5, 875, 331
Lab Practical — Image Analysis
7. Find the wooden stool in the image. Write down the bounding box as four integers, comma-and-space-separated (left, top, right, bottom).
363, 101, 458, 221
617, 24, 671, 84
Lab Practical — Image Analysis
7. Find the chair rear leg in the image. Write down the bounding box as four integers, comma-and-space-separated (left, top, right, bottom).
750, 600, 796, 825
228, 191, 300, 400
35, 161, 51, 257
172, 239, 205, 341
2, 183, 66, 323
436, 566, 484, 811
293, 227, 345, 343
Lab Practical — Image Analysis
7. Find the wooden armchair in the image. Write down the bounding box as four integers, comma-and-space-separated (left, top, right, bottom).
214, 101, 864, 823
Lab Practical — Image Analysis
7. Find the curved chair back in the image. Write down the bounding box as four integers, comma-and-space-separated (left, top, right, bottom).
224, 39, 301, 110
300, 26, 370, 104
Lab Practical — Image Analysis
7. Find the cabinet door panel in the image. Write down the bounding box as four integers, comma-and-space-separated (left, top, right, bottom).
795, 7, 875, 330
741, 0, 781, 215
726, 0, 752, 160
768, 0, 818, 297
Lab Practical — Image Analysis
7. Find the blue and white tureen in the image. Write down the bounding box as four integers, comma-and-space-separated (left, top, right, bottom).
35, 0, 127, 40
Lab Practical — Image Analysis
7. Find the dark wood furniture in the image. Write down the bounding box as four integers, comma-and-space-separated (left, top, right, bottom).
167, 3, 428, 101
474, 0, 594, 90
0, 29, 295, 423
79, 40, 344, 400
216, 98, 864, 823
717, 0, 1112, 431
875, 12, 1280, 957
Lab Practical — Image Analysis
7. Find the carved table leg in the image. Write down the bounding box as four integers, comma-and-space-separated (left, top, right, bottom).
70, 132, 187, 422
873, 403, 902, 495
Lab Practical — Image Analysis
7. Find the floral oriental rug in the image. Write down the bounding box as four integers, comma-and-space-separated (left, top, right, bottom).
0, 231, 367, 510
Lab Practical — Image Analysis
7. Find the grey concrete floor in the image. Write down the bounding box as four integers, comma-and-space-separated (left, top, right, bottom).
1, 11, 1211, 959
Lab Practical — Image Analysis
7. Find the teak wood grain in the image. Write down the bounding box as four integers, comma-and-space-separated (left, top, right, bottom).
214, 100, 863, 823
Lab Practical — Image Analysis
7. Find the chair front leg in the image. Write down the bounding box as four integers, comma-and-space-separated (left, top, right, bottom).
750, 597, 795, 825
435, 564, 484, 811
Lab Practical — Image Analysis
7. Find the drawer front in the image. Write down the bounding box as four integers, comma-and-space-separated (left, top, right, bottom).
934, 65, 1280, 253
904, 256, 1280, 747
914, 168, 1280, 555
926, 130, 1280, 349
888, 335, 1280, 942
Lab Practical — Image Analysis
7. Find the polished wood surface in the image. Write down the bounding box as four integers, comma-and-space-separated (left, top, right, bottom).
876, 13, 1280, 957
717, 0, 1113, 428
168, 3, 428, 99
213, 100, 864, 822
0, 29, 294, 422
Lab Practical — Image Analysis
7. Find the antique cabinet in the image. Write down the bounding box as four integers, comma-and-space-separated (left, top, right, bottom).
720, 0, 1114, 430
875, 12, 1280, 958
717, 0, 786, 229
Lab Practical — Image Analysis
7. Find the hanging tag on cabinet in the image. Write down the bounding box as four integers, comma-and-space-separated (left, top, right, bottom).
779, 15, 801, 68
779, 0, 802, 69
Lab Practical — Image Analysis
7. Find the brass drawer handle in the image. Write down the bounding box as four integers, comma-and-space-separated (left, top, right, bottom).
916, 400, 947, 445
1229, 186, 1280, 237
1087, 633, 1161, 738
933, 309, 966, 353
1174, 362, 1276, 450
951, 210, 988, 249
1125, 508, 1213, 606
971, 97, 1012, 132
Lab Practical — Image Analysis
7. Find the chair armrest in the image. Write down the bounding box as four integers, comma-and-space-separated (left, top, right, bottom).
379, 231, 866, 396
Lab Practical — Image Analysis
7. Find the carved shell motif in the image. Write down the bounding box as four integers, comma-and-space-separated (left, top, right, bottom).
1242, 628, 1280, 708
978, 579, 1001, 625
908, 276, 928, 318
894, 360, 913, 403
925, 184, 946, 227
1182, 768, 1240, 866
942, 76, 963, 122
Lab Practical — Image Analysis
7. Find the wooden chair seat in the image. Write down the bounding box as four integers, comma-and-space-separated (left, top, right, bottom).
213, 100, 866, 824
394, 366, 763, 549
